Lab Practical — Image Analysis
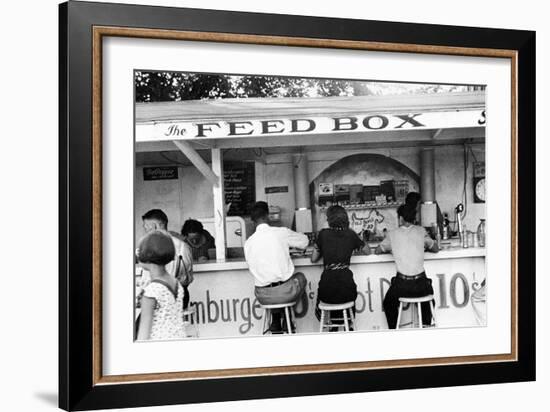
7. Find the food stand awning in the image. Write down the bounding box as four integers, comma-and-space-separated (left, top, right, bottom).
136, 91, 485, 150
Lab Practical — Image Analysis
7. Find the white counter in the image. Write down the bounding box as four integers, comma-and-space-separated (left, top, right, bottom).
194, 247, 486, 273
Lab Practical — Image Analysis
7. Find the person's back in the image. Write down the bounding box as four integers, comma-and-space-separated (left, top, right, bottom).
140, 209, 194, 310
376, 203, 438, 329
141, 281, 185, 340
245, 223, 306, 287
316, 227, 363, 268
311, 206, 369, 326
136, 231, 186, 340
166, 231, 193, 279
383, 225, 431, 276
244, 201, 308, 333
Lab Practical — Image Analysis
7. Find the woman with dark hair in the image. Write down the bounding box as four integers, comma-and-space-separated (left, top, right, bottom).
181, 219, 216, 262
311, 205, 371, 329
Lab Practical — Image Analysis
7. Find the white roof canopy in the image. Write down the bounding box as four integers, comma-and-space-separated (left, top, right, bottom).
136, 91, 485, 151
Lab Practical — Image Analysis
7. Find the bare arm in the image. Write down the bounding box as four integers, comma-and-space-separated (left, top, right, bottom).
286, 228, 309, 250
354, 232, 371, 255
424, 231, 439, 253
375, 235, 391, 255
426, 241, 439, 253
310, 246, 322, 263
362, 243, 372, 255
137, 297, 155, 340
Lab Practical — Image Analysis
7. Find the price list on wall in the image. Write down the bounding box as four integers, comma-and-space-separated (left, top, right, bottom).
223, 161, 256, 216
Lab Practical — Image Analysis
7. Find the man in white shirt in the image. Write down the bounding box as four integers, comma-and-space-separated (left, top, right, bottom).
244, 201, 309, 333
375, 203, 439, 329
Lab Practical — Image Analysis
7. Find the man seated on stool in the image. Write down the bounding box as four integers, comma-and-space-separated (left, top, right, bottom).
244, 201, 309, 334
375, 203, 439, 329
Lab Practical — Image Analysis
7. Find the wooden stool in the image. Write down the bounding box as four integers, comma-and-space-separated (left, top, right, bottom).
260, 302, 297, 335
318, 301, 355, 332
396, 295, 437, 329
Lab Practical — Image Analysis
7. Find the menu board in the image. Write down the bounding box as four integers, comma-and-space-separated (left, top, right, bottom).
224, 161, 255, 216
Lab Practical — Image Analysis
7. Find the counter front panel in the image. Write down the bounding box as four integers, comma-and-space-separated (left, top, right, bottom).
179, 249, 485, 338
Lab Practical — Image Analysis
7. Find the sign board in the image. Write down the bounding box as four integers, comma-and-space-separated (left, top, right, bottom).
265, 186, 289, 194
136, 109, 486, 142
224, 161, 255, 216
143, 166, 178, 180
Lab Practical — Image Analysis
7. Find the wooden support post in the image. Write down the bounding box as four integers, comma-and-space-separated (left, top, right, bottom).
420, 148, 435, 202
173, 140, 219, 187
420, 147, 437, 227
255, 161, 267, 202
211, 148, 227, 261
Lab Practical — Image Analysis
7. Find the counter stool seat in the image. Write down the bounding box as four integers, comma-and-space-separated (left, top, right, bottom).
396, 295, 437, 329
319, 301, 355, 332
260, 302, 297, 335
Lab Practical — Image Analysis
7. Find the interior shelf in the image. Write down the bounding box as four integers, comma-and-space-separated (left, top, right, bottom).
319, 202, 403, 211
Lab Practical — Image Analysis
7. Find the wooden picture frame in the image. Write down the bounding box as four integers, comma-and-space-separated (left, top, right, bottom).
59, 1, 535, 410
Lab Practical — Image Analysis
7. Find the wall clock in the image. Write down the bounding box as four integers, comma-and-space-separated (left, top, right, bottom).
473, 162, 486, 203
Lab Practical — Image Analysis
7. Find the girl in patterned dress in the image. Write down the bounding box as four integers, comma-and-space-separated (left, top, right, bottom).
136, 230, 186, 341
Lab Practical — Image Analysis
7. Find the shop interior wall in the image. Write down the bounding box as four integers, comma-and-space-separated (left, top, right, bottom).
263, 144, 486, 232
134, 143, 485, 242
435, 144, 486, 231
135, 164, 215, 241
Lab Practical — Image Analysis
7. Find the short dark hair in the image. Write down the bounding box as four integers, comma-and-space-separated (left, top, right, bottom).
398, 204, 417, 224
326, 205, 349, 229
250, 201, 269, 223
405, 192, 421, 207
181, 219, 204, 236
142, 209, 168, 227
137, 230, 175, 265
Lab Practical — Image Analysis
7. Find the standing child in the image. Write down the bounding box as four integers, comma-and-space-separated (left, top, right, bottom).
311, 205, 371, 330
136, 230, 186, 341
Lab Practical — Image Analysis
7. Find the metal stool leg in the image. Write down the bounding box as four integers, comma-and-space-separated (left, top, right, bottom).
418, 302, 423, 328
343, 308, 349, 332
262, 308, 270, 334
396, 301, 403, 329
320, 310, 325, 333
430, 300, 437, 326
348, 308, 355, 330
284, 307, 292, 334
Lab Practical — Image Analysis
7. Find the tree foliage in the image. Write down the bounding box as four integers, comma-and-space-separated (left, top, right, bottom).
135, 72, 357, 102
135, 71, 476, 102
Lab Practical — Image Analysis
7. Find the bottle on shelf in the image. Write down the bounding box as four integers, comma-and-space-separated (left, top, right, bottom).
461, 225, 469, 248
477, 218, 486, 247
442, 213, 450, 240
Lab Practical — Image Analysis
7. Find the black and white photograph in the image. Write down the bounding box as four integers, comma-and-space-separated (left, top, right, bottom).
1, 0, 543, 410
134, 71, 487, 341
